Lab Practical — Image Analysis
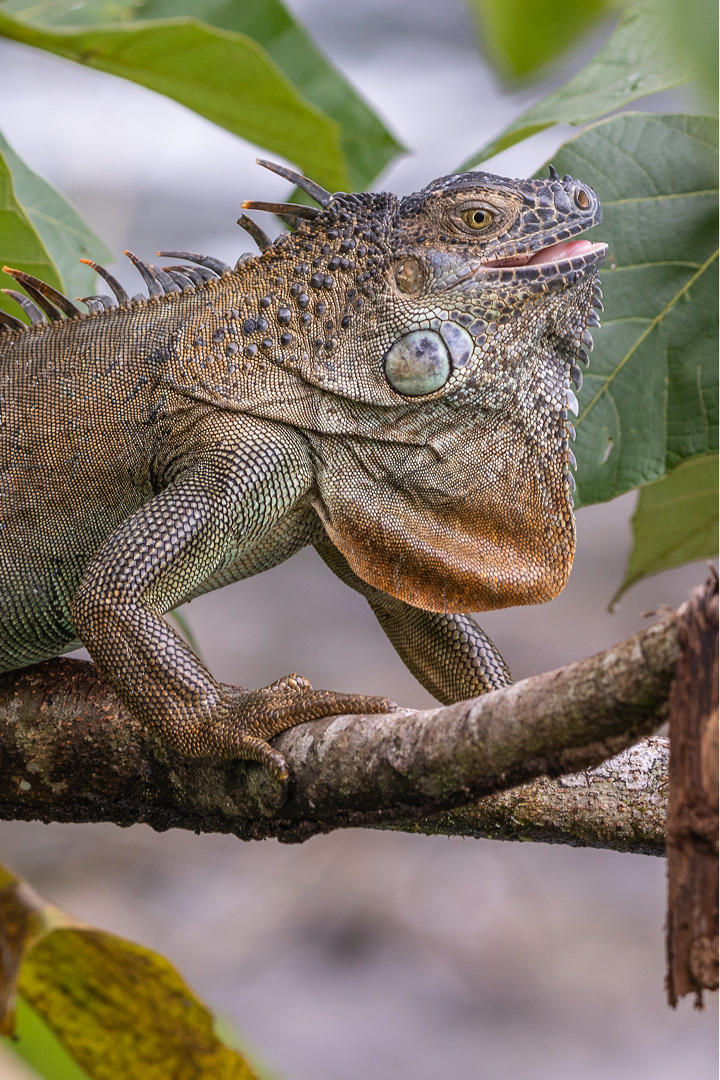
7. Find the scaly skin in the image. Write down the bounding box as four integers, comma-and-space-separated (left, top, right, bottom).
0, 162, 605, 791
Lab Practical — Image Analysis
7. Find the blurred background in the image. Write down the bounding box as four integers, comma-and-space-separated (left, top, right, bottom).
0, 0, 716, 1077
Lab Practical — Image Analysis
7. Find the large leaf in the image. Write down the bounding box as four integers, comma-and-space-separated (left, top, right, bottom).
467, 0, 612, 81
0, 140, 64, 323
0, 0, 403, 192
540, 112, 718, 507
135, 0, 404, 190
0, 10, 346, 193
462, 4, 691, 168
653, 0, 718, 112
612, 455, 718, 603
6, 999, 91, 1080
0, 130, 110, 304
0, 864, 265, 1080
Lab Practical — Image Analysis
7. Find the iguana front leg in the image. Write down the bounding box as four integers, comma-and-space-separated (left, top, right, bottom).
315, 538, 511, 705
71, 429, 393, 788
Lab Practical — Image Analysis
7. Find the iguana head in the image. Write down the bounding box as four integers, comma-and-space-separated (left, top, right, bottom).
245, 162, 604, 613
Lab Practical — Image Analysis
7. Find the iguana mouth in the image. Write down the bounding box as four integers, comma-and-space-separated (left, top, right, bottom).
480, 238, 607, 272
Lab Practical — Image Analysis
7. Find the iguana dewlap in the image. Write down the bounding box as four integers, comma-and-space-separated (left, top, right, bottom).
0, 160, 605, 789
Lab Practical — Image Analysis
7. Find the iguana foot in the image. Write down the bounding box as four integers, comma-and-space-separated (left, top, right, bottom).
163, 674, 395, 795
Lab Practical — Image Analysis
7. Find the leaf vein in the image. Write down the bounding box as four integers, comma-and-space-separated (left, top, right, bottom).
602, 190, 718, 205
578, 249, 719, 424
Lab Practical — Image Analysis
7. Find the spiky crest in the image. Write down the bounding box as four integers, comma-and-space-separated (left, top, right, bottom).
0, 158, 319, 336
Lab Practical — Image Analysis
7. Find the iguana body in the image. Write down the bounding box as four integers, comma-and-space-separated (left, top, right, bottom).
0, 160, 604, 788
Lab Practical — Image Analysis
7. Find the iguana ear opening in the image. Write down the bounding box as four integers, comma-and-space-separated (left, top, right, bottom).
312, 436, 576, 614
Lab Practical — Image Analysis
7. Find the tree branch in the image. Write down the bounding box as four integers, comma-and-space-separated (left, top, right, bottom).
1, 584, 696, 851
386, 736, 668, 855
666, 571, 719, 1005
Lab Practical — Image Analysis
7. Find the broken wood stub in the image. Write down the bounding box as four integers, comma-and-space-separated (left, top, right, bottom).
666, 570, 719, 1007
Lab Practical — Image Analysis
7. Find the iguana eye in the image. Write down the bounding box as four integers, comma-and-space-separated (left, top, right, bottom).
461, 208, 493, 230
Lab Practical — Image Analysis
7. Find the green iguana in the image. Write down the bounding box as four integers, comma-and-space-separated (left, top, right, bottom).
0, 159, 605, 792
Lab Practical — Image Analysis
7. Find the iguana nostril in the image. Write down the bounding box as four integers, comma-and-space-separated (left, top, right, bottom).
575, 188, 590, 209
384, 330, 451, 396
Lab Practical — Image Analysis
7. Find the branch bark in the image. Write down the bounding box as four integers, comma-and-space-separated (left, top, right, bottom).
387, 735, 668, 855
666, 572, 719, 1006
1, 588, 694, 850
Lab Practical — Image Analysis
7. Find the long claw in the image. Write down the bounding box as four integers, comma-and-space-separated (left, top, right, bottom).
236, 736, 289, 806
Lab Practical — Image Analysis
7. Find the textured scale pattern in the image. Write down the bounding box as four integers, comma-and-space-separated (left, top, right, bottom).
0, 160, 605, 791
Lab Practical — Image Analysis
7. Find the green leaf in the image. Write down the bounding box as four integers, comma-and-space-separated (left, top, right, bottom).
467, 0, 612, 81
462, 4, 691, 168
653, 0, 718, 112
0, 140, 64, 323
0, 864, 265, 1080
21, 930, 263, 1080
543, 113, 718, 507
0, 11, 347, 193
0, 130, 111, 303
613, 455, 718, 602
0, 2, 136, 23
134, 0, 404, 190
6, 998, 91, 1080
0, 0, 404, 193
